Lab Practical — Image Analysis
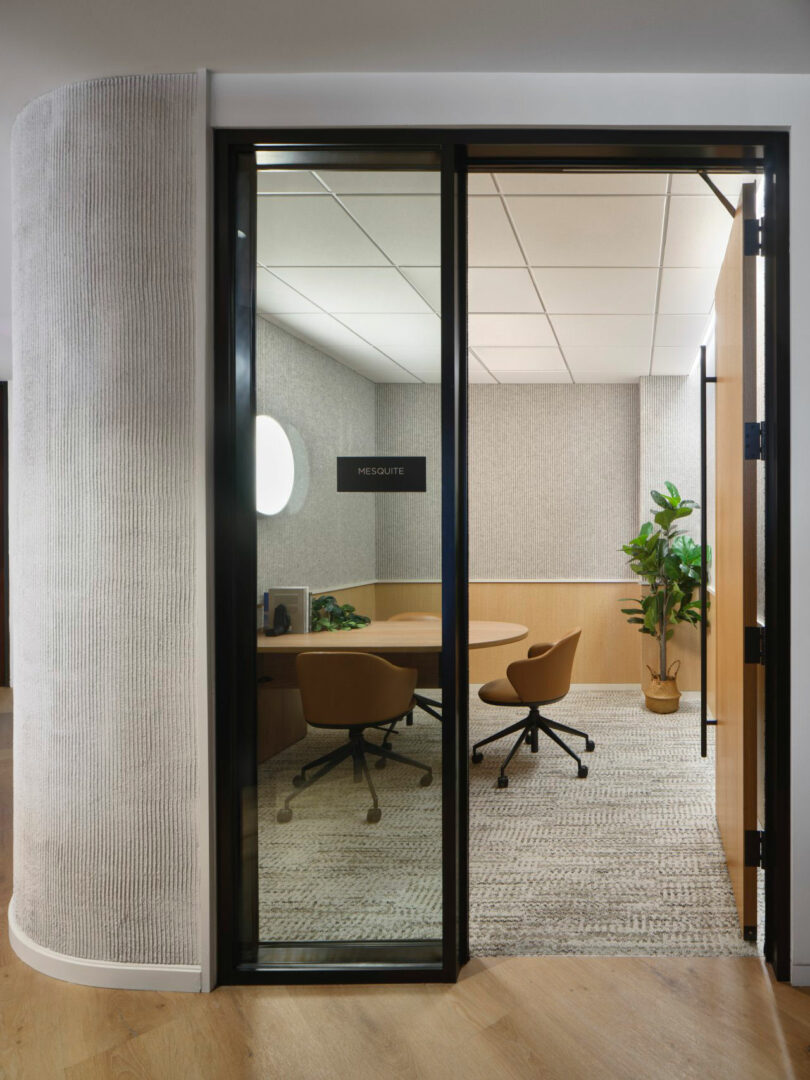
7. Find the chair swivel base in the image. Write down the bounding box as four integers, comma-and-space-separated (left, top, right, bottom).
472, 705, 594, 788
277, 727, 432, 824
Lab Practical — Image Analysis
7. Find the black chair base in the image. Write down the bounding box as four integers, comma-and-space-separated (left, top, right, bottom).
472, 704, 594, 788
277, 726, 433, 824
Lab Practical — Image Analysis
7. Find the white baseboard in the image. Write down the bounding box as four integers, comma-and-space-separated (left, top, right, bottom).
7, 897, 202, 992
791, 963, 810, 987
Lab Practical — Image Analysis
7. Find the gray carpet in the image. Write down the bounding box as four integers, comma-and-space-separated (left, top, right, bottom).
257, 689, 759, 957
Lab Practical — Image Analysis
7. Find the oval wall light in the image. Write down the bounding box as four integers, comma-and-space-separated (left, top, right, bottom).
256, 415, 295, 515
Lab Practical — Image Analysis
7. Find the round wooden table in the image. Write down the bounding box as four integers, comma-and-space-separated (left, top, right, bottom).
257, 619, 528, 654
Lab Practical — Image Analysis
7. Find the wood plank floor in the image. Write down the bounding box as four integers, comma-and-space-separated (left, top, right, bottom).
2, 699, 810, 1079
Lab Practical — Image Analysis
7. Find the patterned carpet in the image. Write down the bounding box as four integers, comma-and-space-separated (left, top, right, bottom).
257, 689, 759, 957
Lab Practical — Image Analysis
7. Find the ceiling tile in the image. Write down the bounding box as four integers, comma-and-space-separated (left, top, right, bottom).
256, 268, 319, 314
264, 313, 418, 382
658, 268, 718, 314
271, 267, 431, 313
473, 346, 566, 371
398, 357, 442, 382
668, 173, 753, 199
468, 268, 542, 312
496, 371, 573, 383
468, 351, 497, 382
551, 314, 653, 349
533, 267, 658, 314
652, 346, 700, 374
663, 196, 735, 267
400, 267, 441, 311
336, 313, 441, 367
564, 346, 650, 374
468, 197, 524, 266
468, 174, 497, 194
506, 195, 665, 267
572, 372, 641, 384
257, 171, 325, 194
315, 171, 440, 194
257, 196, 387, 266
340, 195, 440, 265
496, 173, 668, 195
469, 313, 557, 347
655, 314, 710, 348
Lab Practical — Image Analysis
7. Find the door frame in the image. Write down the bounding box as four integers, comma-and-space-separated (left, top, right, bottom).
213, 127, 790, 984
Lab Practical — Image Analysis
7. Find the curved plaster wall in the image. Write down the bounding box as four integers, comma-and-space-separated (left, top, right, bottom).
9, 74, 201, 979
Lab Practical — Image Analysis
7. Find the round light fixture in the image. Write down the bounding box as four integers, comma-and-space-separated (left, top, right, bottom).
256, 415, 295, 515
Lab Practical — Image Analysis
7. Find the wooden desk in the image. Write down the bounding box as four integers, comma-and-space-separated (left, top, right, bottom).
257, 620, 528, 760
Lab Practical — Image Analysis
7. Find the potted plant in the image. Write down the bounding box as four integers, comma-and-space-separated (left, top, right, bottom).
619, 482, 709, 714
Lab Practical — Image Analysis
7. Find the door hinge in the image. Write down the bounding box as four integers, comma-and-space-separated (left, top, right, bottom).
744, 420, 766, 460
744, 625, 766, 665
744, 216, 766, 256
745, 829, 766, 869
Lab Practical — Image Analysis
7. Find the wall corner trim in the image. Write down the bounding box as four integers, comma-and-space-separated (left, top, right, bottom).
7, 898, 203, 992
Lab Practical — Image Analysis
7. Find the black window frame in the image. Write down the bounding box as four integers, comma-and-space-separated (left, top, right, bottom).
214, 127, 790, 986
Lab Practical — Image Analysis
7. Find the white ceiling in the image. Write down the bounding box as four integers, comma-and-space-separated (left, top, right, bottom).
1, 0, 808, 378
256, 170, 754, 384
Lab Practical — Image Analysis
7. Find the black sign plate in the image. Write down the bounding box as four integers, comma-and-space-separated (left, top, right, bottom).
337, 456, 426, 493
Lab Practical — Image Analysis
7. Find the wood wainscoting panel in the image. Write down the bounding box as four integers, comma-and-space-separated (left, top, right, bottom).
377, 581, 643, 684
315, 583, 377, 621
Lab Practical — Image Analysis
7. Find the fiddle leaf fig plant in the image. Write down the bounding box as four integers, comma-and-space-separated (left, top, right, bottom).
619, 482, 710, 680
310, 594, 371, 632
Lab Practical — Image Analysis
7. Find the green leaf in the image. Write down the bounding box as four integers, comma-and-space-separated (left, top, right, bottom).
664, 481, 681, 501
650, 490, 671, 509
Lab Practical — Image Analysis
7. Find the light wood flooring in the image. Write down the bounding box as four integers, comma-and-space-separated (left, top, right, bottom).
2, 698, 810, 1079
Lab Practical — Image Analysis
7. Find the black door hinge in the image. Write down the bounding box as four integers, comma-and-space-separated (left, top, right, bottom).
745, 829, 765, 869
744, 216, 765, 256
744, 625, 766, 665
744, 420, 766, 460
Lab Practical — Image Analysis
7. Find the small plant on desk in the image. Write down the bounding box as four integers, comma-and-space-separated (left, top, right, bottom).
311, 595, 372, 632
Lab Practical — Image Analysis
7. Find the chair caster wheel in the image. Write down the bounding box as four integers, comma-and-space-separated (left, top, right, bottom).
375, 757, 387, 769
578, 764, 589, 779
277, 808, 292, 823
472, 751, 483, 764
420, 772, 433, 787
497, 775, 509, 789
585, 739, 595, 752
292, 774, 305, 788
367, 808, 382, 824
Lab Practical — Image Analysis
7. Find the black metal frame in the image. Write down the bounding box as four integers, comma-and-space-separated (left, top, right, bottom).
214, 127, 791, 986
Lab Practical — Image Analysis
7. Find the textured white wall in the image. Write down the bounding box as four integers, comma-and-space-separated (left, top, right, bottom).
11, 75, 200, 965
638, 372, 702, 542
376, 382, 640, 582
256, 318, 377, 593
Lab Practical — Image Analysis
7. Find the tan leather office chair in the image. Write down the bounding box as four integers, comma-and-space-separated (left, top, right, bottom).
386, 611, 443, 723
472, 628, 593, 788
277, 652, 433, 825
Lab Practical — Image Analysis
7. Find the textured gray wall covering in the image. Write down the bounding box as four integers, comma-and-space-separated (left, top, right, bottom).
375, 384, 441, 581
376, 383, 639, 581
256, 318, 377, 593
469, 385, 638, 581
639, 372, 702, 543
11, 75, 199, 964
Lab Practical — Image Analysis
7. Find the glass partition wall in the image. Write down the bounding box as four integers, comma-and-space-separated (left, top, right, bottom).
214, 140, 467, 982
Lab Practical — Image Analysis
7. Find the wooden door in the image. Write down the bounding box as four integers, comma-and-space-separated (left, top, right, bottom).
714, 183, 758, 938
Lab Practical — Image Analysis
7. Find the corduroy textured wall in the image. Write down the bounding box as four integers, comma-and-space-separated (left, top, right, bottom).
11, 75, 200, 964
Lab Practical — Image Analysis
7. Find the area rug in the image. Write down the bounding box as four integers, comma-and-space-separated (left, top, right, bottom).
257, 689, 759, 957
